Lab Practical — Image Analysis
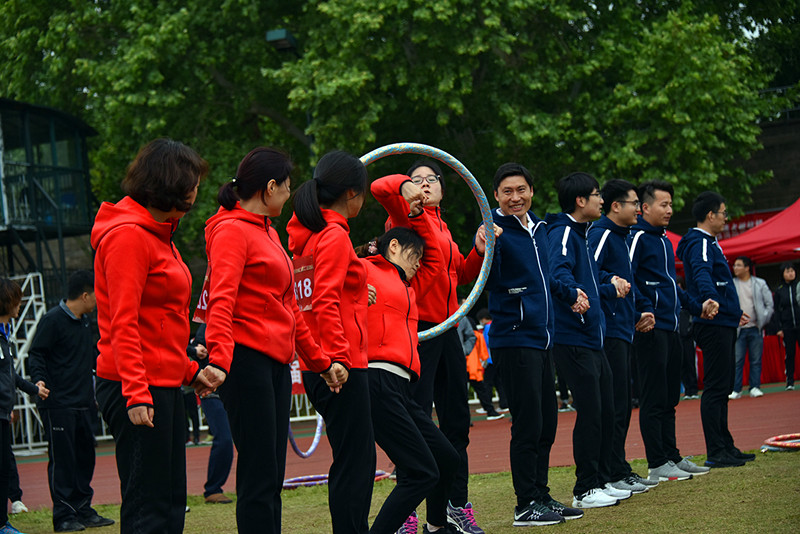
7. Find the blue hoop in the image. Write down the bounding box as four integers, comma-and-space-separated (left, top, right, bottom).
360, 143, 495, 341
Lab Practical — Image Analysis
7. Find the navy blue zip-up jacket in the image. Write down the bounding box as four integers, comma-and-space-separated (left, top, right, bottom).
484, 209, 554, 351
588, 214, 638, 343
545, 212, 613, 350
676, 228, 742, 328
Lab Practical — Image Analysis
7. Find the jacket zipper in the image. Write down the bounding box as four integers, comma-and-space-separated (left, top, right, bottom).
531, 221, 551, 348
661, 235, 679, 332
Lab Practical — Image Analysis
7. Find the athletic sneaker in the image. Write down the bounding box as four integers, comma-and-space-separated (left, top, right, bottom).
676, 458, 710, 475
729, 447, 756, 462
486, 410, 505, 421
9, 501, 27, 514
446, 502, 484, 534
787, 384, 795, 391
0, 522, 23, 534
628, 472, 659, 487
396, 511, 418, 534
513, 501, 564, 526
749, 387, 764, 398
609, 477, 648, 494
422, 525, 456, 533
572, 488, 619, 509
704, 453, 746, 468
728, 391, 741, 399
648, 461, 693, 481
475, 408, 487, 414
602, 483, 632, 500
497, 407, 510, 413
540, 496, 584, 520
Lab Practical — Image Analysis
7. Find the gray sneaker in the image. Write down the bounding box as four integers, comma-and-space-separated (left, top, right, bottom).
648, 461, 693, 481
628, 472, 659, 487
676, 457, 710, 476
610, 477, 649, 494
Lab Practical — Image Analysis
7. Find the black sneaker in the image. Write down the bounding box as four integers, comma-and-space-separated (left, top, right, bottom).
513, 501, 565, 526
704, 453, 746, 468
540, 496, 583, 520
728, 448, 756, 462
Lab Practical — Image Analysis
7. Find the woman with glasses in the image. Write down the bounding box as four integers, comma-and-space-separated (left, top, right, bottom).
202, 147, 341, 533
374, 160, 486, 533
287, 151, 375, 534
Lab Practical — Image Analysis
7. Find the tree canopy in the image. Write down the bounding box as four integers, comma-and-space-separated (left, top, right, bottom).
1, 0, 796, 258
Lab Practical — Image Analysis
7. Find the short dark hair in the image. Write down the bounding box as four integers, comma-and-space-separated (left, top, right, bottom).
122, 138, 208, 213
493, 162, 534, 193
67, 270, 94, 300
600, 179, 636, 214
638, 180, 674, 206
691, 191, 725, 223
407, 159, 445, 193
476, 308, 491, 321
780, 261, 796, 274
218, 147, 293, 210
0, 278, 22, 316
557, 172, 599, 213
293, 150, 368, 233
376, 226, 426, 263
734, 256, 754, 274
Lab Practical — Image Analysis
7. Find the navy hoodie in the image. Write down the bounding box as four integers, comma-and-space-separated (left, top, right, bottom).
676, 228, 742, 328
484, 209, 554, 351
545, 212, 613, 350
588, 214, 639, 343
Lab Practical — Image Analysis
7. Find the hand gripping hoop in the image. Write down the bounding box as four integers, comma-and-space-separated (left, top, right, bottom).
360, 142, 496, 341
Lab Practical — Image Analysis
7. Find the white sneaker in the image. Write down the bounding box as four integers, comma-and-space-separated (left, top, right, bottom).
728, 391, 741, 399
572, 488, 619, 508
749, 387, 764, 398
475, 408, 487, 414
676, 458, 710, 476
10, 501, 28, 514
602, 483, 632, 500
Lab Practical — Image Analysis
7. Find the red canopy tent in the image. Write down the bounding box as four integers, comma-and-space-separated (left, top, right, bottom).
718, 197, 800, 265
666, 230, 684, 277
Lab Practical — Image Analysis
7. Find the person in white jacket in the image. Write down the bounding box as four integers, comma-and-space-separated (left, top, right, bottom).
730, 256, 774, 399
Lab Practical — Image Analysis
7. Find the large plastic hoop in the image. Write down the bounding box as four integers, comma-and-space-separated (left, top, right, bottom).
360, 143, 495, 341
287, 414, 324, 458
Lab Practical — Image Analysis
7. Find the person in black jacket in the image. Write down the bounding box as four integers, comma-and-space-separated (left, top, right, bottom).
773, 262, 800, 390
28, 271, 115, 533
1, 278, 50, 534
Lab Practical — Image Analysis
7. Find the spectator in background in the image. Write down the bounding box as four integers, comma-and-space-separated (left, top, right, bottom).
475, 309, 508, 415
773, 262, 800, 390
730, 256, 774, 399
459, 312, 503, 421
28, 270, 115, 533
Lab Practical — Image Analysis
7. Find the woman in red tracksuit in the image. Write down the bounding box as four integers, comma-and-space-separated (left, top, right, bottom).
202, 147, 343, 534
374, 164, 485, 531
286, 150, 374, 534
365, 176, 460, 534
92, 138, 209, 534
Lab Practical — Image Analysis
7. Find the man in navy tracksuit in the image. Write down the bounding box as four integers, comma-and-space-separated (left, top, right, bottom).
587, 179, 657, 495
546, 172, 628, 509
676, 191, 752, 468
481, 163, 581, 527
628, 180, 711, 481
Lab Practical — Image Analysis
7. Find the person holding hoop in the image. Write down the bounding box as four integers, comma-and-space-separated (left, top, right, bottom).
287, 151, 375, 534
374, 160, 485, 534
202, 147, 344, 533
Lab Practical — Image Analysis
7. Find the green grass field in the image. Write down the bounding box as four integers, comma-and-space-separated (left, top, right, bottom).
9, 451, 799, 533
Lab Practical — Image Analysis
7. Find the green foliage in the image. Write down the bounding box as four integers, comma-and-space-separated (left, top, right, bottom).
1, 0, 795, 256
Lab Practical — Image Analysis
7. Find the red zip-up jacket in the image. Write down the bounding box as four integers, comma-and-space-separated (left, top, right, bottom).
364, 210, 443, 380
286, 210, 369, 370
91, 196, 200, 409
204, 203, 330, 374
372, 174, 484, 324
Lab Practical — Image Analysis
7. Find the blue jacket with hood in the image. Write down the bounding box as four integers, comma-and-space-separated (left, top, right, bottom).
587, 214, 639, 343
545, 212, 614, 350
676, 227, 742, 328
484, 208, 554, 351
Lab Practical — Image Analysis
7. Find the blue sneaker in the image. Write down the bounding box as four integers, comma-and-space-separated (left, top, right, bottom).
1, 522, 24, 534
446, 502, 485, 533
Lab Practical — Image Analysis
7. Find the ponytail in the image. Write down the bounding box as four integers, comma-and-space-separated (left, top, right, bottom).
217, 180, 239, 210
293, 180, 327, 233
218, 147, 293, 211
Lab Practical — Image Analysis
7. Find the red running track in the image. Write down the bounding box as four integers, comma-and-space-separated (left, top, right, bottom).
13, 385, 800, 510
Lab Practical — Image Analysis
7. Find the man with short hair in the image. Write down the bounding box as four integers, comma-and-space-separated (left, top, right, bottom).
28, 270, 115, 532
546, 172, 630, 509
478, 162, 582, 526
677, 192, 753, 468
730, 256, 774, 399
587, 179, 657, 495
628, 180, 713, 482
